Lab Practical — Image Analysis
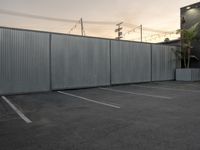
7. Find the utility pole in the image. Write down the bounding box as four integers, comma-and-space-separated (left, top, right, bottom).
115, 22, 123, 40
80, 18, 84, 36
140, 24, 143, 42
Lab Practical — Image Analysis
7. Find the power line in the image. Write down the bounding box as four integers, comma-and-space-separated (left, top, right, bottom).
67, 18, 86, 36
131, 31, 178, 42
0, 9, 77, 23
0, 9, 117, 25
142, 27, 175, 34
0, 8, 177, 36
68, 19, 81, 34
123, 25, 141, 36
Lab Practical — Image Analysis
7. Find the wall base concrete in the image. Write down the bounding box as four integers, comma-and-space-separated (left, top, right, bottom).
176, 69, 200, 81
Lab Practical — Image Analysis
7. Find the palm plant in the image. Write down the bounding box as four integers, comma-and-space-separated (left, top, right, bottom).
177, 22, 200, 68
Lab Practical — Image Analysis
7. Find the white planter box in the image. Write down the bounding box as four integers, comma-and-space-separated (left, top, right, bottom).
176, 69, 200, 81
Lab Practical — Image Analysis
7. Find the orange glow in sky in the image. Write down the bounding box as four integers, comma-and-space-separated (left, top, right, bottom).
0, 0, 199, 42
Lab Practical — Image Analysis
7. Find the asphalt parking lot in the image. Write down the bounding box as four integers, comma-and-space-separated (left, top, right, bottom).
1, 81, 200, 150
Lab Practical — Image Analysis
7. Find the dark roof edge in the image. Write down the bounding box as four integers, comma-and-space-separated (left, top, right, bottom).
158, 39, 180, 44
181, 2, 200, 9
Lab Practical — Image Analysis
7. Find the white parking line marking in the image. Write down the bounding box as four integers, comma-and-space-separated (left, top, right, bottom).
99, 88, 172, 99
58, 91, 120, 109
1, 96, 32, 124
131, 84, 200, 93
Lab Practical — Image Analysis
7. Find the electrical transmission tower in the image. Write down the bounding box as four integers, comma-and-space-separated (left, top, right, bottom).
115, 22, 123, 40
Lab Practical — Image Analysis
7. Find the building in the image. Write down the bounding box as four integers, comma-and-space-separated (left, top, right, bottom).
181, 2, 200, 68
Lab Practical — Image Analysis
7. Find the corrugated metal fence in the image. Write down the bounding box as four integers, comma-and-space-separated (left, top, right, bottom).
152, 45, 177, 81
111, 40, 151, 84
0, 27, 179, 95
0, 28, 50, 95
51, 34, 110, 90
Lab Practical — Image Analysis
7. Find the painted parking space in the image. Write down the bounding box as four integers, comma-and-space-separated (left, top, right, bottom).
1, 81, 200, 150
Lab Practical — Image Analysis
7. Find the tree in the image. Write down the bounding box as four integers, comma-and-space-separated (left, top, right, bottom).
164, 38, 170, 42
177, 22, 200, 68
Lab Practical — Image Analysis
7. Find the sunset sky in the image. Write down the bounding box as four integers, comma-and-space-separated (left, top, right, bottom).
0, 0, 199, 42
